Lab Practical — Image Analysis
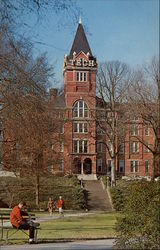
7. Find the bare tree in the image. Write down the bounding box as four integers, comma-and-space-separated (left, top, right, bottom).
127, 56, 160, 180
2, 91, 63, 206
0, 27, 58, 206
0, 0, 79, 29
96, 61, 131, 186
0, 0, 79, 206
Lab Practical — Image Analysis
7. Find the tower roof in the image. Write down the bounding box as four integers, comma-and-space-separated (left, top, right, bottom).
69, 22, 92, 59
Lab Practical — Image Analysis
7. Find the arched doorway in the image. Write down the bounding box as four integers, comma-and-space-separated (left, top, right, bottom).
83, 158, 92, 174
72, 157, 81, 174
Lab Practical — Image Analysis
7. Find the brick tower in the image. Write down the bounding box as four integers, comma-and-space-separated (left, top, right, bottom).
63, 19, 98, 177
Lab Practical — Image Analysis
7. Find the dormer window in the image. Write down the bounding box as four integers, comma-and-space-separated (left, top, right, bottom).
76, 71, 87, 82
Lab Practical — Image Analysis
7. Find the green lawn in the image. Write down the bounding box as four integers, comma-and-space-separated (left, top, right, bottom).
0, 212, 117, 245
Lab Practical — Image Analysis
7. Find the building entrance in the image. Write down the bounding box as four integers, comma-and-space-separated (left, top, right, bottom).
73, 158, 81, 174
83, 158, 92, 174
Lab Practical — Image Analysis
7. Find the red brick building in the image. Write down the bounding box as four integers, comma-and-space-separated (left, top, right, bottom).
49, 21, 153, 179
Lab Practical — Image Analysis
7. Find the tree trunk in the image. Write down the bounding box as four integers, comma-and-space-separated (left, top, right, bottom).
158, 78, 160, 177
111, 157, 116, 187
35, 175, 40, 207
152, 153, 160, 181
151, 156, 156, 182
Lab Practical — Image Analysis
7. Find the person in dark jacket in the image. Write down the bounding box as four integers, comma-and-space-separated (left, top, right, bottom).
10, 201, 39, 244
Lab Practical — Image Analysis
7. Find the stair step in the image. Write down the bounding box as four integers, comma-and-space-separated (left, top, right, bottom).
83, 180, 113, 212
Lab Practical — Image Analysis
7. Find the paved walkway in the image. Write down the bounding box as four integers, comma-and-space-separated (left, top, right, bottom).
1, 239, 115, 250
2, 210, 110, 227
37, 211, 103, 222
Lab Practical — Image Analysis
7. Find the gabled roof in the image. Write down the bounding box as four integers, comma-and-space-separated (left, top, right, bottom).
69, 22, 92, 59
53, 93, 66, 108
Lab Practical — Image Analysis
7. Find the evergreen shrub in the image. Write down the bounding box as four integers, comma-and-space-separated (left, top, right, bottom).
0, 175, 84, 210
72, 185, 85, 210
110, 187, 125, 211
114, 181, 160, 250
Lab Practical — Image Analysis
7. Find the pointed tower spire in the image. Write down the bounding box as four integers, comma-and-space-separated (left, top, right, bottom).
69, 22, 92, 59
79, 16, 82, 24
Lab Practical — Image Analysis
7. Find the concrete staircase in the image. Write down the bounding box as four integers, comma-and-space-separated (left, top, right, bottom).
78, 174, 97, 181
83, 180, 113, 212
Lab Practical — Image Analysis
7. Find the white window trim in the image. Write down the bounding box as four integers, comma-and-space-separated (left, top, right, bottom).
107, 160, 111, 174
145, 126, 149, 136
130, 160, 139, 173
119, 143, 124, 154
59, 124, 64, 134
73, 100, 88, 118
130, 141, 139, 153
119, 160, 124, 173
73, 139, 88, 153
59, 159, 64, 171
108, 141, 112, 152
130, 124, 139, 136
59, 141, 64, 152
97, 159, 102, 172
97, 141, 102, 153
76, 71, 87, 82
73, 122, 88, 133
144, 142, 150, 153
144, 160, 149, 173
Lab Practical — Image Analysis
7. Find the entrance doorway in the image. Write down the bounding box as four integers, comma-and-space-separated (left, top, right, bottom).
72, 158, 81, 174
83, 158, 92, 174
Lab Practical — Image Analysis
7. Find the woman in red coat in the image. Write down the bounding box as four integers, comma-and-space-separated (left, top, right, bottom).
57, 196, 64, 217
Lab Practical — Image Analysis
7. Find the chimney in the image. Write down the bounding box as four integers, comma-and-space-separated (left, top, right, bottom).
49, 88, 57, 102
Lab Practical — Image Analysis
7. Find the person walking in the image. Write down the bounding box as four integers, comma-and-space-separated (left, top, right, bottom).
10, 201, 39, 244
57, 196, 64, 217
47, 197, 54, 216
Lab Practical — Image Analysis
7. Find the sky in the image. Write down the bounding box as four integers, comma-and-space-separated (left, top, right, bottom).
23, 0, 159, 88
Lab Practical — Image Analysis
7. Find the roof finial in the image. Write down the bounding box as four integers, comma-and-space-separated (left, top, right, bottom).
79, 15, 82, 24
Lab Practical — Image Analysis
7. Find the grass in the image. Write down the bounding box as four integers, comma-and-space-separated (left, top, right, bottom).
0, 212, 117, 245
39, 213, 116, 239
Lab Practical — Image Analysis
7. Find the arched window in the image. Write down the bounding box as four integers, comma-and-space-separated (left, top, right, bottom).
73, 100, 88, 118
